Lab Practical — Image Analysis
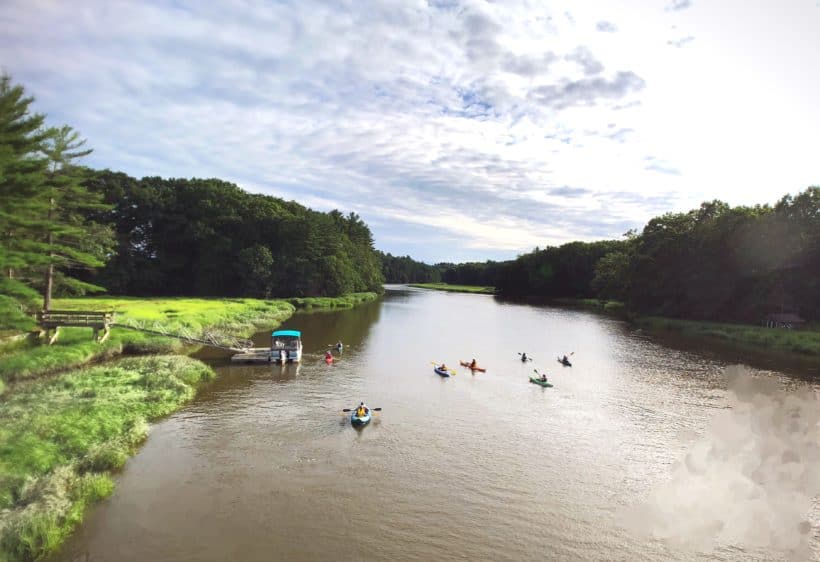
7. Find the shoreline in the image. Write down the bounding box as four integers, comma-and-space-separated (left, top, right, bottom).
408, 283, 496, 294
0, 293, 379, 561
0, 293, 379, 394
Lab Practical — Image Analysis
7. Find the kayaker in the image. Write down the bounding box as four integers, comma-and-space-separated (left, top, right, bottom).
541, 373, 548, 382
521, 353, 528, 362
356, 402, 369, 416
335, 341, 343, 351
562, 355, 568, 363
470, 358, 478, 369
325, 350, 332, 360
439, 363, 448, 371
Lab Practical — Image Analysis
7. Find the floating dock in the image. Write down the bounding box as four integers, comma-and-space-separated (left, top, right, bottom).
230, 348, 273, 363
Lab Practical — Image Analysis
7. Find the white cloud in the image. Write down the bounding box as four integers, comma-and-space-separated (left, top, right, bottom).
1, 0, 818, 263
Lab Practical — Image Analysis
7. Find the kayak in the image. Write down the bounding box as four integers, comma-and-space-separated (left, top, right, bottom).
459, 361, 486, 372
557, 358, 572, 367
351, 409, 371, 426
434, 366, 450, 377
529, 376, 553, 388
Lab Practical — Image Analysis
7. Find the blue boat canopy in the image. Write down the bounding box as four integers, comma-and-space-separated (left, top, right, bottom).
272, 330, 301, 337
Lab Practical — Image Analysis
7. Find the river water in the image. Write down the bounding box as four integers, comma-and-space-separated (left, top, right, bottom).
56, 286, 819, 561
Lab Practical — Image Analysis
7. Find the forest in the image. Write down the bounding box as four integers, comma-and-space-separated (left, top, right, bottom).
385, 191, 819, 324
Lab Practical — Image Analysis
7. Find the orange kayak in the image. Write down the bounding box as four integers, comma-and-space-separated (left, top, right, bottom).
459, 361, 486, 372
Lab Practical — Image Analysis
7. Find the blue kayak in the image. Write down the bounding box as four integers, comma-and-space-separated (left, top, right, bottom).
351, 409, 371, 427
434, 366, 450, 377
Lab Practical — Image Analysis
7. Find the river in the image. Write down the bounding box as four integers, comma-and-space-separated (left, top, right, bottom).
55, 286, 819, 561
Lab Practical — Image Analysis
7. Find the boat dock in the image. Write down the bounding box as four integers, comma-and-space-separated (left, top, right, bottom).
230, 348, 273, 362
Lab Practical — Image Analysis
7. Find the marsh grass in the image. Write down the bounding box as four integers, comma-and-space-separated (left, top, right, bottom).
288, 292, 379, 310
0, 297, 301, 391
0, 356, 214, 561
408, 283, 496, 294
636, 317, 820, 358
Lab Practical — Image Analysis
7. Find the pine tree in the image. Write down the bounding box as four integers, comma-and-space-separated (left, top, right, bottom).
0, 74, 50, 328
39, 125, 113, 309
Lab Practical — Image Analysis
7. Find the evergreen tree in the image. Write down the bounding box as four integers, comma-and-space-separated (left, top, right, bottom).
0, 75, 50, 328
38, 125, 113, 309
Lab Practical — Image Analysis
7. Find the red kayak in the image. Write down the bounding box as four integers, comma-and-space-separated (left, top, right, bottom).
459, 360, 486, 372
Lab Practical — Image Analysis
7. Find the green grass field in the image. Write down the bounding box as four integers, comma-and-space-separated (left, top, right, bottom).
0, 355, 215, 561
408, 283, 496, 294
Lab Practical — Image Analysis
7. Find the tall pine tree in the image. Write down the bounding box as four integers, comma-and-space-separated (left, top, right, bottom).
39, 125, 113, 310
0, 75, 50, 328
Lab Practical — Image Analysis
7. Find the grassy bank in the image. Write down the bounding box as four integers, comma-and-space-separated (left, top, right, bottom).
0, 293, 378, 392
0, 355, 215, 561
0, 293, 379, 560
552, 297, 626, 314
635, 316, 820, 360
409, 283, 496, 294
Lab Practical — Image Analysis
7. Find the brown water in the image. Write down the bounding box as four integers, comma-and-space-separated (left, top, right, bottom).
56, 286, 819, 561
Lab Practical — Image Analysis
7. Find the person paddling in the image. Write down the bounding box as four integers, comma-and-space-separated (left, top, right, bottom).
325, 350, 333, 360
470, 358, 478, 369
521, 352, 528, 362
335, 341, 343, 351
356, 402, 369, 417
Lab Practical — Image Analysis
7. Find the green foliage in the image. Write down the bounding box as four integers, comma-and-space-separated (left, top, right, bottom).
0, 75, 50, 325
636, 316, 820, 358
626, 189, 819, 322
0, 296, 34, 332
84, 172, 384, 298
37, 126, 113, 309
0, 356, 213, 561
378, 251, 442, 283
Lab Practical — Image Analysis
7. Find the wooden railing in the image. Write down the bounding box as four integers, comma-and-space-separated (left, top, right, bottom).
35, 310, 115, 344
36, 310, 114, 328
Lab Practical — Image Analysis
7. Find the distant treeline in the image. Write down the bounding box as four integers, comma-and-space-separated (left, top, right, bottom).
385, 190, 819, 324
82, 170, 384, 298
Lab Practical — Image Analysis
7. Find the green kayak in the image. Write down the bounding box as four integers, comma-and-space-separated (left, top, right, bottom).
529, 376, 553, 388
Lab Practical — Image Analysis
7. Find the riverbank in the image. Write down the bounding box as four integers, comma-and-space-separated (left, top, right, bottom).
0, 355, 215, 561
635, 316, 820, 363
409, 283, 496, 294
0, 294, 379, 393
0, 293, 379, 561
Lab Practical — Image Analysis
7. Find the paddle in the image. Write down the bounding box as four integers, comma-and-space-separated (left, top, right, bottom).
342, 407, 382, 413
533, 368, 549, 381
430, 361, 456, 375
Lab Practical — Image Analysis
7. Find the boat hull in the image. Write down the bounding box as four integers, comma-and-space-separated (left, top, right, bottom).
529, 376, 553, 387
434, 367, 450, 377
351, 412, 371, 426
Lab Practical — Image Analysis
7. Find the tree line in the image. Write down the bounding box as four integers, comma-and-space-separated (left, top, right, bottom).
0, 76, 383, 330
384, 191, 819, 324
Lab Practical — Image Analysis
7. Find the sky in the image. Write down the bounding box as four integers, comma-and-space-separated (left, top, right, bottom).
2, 0, 819, 263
